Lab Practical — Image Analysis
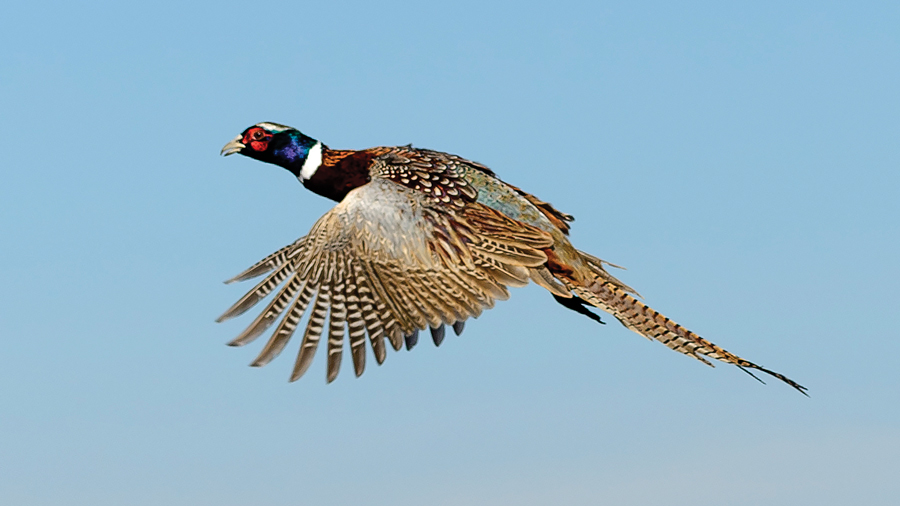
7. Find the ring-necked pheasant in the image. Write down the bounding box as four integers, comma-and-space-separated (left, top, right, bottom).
218, 122, 806, 394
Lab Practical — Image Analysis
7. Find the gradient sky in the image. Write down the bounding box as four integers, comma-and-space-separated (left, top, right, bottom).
2, 2, 898, 505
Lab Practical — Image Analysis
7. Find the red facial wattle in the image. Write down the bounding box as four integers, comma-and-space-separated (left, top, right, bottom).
242, 127, 272, 152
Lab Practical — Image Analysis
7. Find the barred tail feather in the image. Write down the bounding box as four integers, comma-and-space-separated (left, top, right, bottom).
573, 278, 808, 395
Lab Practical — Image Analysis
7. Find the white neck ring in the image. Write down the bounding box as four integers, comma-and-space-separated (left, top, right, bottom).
299, 142, 322, 182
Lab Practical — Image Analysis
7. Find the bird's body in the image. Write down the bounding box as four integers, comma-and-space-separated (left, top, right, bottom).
219, 122, 805, 393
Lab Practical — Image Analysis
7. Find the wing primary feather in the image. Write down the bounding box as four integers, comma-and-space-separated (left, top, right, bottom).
227, 274, 304, 347
290, 287, 330, 382
217, 263, 291, 322
344, 261, 370, 374
387, 325, 404, 352
326, 265, 348, 383
404, 329, 419, 350
249, 280, 316, 367
430, 325, 445, 346
224, 240, 300, 284
353, 264, 387, 365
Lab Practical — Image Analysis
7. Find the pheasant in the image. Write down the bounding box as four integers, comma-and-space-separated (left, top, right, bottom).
218, 122, 806, 394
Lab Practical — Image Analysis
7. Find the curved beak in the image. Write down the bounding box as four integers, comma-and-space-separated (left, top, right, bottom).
220, 135, 245, 156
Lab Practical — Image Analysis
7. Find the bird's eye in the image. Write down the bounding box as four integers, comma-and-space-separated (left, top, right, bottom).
251, 129, 266, 141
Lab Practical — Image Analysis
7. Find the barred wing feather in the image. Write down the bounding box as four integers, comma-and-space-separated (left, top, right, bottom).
218, 179, 552, 382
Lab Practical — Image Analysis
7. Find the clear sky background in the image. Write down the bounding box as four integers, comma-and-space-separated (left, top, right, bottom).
2, 2, 898, 505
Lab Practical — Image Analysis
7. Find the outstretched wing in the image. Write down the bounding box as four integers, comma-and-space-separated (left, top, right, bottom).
217, 177, 553, 383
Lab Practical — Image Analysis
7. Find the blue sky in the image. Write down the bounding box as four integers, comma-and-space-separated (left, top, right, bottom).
2, 1, 898, 505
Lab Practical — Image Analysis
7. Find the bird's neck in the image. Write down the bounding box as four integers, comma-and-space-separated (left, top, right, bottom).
268, 131, 319, 176
300, 147, 379, 202
297, 141, 323, 182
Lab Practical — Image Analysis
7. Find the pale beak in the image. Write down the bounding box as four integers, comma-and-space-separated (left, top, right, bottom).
220, 135, 245, 156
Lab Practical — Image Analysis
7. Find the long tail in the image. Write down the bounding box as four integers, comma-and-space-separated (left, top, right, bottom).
568, 252, 808, 395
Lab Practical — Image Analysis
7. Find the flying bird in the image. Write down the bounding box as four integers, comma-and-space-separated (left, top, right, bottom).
218, 122, 806, 394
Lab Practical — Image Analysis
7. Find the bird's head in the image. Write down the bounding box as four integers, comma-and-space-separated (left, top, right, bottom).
220, 122, 321, 180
